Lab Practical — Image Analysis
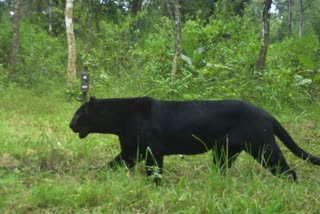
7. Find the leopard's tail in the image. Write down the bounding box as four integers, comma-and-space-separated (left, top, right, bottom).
273, 118, 320, 165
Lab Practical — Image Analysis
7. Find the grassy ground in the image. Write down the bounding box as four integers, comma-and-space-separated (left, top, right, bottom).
1, 86, 320, 213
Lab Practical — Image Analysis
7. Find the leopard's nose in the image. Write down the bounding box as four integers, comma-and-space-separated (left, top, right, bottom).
69, 122, 75, 131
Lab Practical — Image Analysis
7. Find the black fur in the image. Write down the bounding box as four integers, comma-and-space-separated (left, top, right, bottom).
70, 96, 320, 183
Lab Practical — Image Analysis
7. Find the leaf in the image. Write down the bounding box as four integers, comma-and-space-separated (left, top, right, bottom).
180, 54, 192, 65
192, 51, 203, 66
192, 47, 206, 67
194, 47, 205, 54
313, 74, 320, 82
298, 55, 315, 69
299, 78, 312, 85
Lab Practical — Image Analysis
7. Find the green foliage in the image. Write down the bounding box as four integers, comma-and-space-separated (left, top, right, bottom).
20, 23, 66, 83
0, 17, 11, 68
1, 3, 319, 107
0, 20, 66, 85
267, 34, 320, 102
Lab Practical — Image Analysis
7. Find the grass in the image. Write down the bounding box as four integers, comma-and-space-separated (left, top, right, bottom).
1, 85, 320, 213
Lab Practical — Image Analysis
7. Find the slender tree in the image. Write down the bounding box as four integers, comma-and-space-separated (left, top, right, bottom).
167, 0, 182, 81
94, 1, 102, 33
48, 0, 53, 34
65, 0, 76, 84
8, 0, 22, 77
256, 0, 272, 72
299, 0, 304, 37
86, 0, 93, 54
298, 0, 315, 37
288, 0, 293, 37
130, 0, 143, 41
131, 0, 143, 15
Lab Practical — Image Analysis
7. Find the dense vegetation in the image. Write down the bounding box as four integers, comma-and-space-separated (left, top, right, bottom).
1, 0, 320, 212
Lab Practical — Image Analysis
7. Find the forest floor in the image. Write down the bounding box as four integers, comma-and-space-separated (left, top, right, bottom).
1, 86, 320, 213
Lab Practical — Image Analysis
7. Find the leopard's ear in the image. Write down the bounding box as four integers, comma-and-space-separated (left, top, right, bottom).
89, 96, 96, 103
87, 96, 97, 109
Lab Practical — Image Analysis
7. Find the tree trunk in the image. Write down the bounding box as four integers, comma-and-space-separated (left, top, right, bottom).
288, 0, 293, 37
8, 0, 22, 77
299, 0, 304, 37
130, 0, 143, 41
208, 0, 215, 17
167, 0, 181, 81
48, 0, 53, 34
86, 0, 93, 54
65, 0, 76, 84
256, 0, 272, 72
131, 0, 143, 15
94, 1, 102, 33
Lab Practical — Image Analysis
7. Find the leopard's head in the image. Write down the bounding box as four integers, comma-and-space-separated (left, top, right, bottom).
69, 96, 97, 138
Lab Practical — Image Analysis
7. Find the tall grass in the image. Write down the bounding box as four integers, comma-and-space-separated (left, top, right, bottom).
1, 84, 320, 213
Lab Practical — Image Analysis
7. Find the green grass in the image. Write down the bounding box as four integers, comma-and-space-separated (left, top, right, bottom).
1, 85, 320, 213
